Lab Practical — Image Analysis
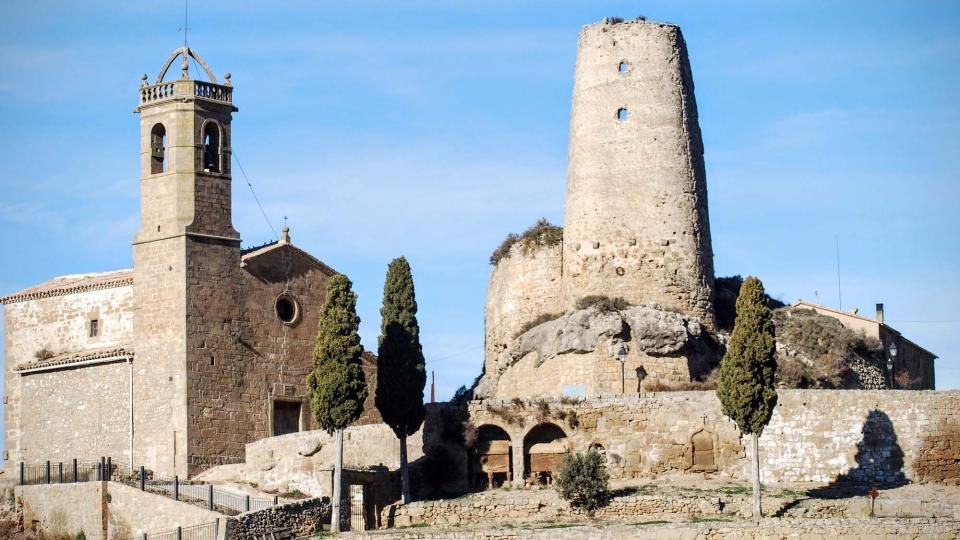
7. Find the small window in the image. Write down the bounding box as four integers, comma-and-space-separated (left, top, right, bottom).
617, 108, 629, 121
202, 121, 221, 173
618, 61, 629, 73
89, 319, 99, 338
150, 123, 166, 174
275, 293, 301, 325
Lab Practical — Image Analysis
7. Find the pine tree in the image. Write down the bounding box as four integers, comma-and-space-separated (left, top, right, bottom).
375, 257, 427, 504
307, 274, 368, 533
716, 275, 778, 520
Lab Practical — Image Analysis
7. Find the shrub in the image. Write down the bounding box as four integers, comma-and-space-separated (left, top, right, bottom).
35, 347, 55, 361
515, 312, 564, 337
555, 450, 610, 511
489, 219, 562, 265
575, 295, 630, 312
608, 17, 624, 24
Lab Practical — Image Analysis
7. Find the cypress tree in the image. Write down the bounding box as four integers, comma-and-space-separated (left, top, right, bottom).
307, 274, 368, 532
375, 257, 427, 504
716, 275, 778, 520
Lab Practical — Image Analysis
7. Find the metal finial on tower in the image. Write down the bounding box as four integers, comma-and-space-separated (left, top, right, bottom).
178, 0, 191, 49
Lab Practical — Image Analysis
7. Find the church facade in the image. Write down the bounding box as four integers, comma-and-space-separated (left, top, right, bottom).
1, 47, 378, 478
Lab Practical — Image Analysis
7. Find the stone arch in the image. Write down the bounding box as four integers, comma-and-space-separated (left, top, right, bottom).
150, 123, 166, 174
470, 424, 512, 489
202, 120, 222, 172
523, 423, 569, 485
690, 429, 716, 472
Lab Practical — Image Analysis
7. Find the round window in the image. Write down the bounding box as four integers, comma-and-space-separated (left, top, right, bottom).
275, 293, 301, 325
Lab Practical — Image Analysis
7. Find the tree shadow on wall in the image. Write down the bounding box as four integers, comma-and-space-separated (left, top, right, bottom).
808, 409, 908, 500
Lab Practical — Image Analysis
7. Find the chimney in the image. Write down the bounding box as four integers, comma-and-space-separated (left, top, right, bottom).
876, 303, 884, 324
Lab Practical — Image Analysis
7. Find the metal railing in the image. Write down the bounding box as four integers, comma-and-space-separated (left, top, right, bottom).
129, 521, 218, 540
19, 458, 282, 515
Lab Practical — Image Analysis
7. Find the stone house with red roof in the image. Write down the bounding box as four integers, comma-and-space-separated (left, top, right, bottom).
1, 47, 379, 478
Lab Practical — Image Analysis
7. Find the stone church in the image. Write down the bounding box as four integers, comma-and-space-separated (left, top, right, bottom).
1, 47, 378, 478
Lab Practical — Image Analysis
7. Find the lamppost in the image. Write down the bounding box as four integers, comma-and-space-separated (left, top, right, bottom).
887, 341, 898, 389
616, 345, 628, 395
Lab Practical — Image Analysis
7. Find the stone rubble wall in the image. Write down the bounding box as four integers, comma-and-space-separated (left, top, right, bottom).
348, 518, 960, 539
228, 497, 329, 539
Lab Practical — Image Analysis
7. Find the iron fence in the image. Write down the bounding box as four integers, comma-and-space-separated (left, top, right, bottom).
128, 521, 218, 540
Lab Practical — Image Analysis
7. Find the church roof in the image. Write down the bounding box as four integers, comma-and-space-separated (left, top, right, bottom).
241, 228, 339, 277
15, 344, 133, 374
0, 269, 133, 305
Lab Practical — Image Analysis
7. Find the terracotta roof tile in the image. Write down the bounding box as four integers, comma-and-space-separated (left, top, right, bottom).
16, 344, 134, 373
0, 270, 132, 305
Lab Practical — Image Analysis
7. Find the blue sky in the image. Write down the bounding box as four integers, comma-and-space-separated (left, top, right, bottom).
1, 0, 958, 414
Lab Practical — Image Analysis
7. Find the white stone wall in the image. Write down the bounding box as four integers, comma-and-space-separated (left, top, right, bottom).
3, 284, 134, 467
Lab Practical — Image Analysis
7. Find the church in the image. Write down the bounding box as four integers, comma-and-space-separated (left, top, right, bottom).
1, 47, 379, 478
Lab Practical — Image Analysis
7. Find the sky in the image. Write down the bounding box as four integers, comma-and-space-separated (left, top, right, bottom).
0, 0, 958, 423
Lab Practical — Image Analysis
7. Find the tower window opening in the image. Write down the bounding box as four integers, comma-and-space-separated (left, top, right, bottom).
202, 121, 221, 173
89, 319, 99, 338
618, 61, 629, 73
150, 123, 166, 174
617, 108, 629, 121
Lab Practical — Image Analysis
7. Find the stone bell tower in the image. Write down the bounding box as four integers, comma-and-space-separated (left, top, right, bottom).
562, 18, 716, 328
132, 47, 242, 476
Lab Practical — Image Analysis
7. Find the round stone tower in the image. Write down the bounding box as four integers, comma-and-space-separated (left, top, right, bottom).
562, 18, 716, 328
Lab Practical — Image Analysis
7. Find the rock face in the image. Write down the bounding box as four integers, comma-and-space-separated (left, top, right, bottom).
476, 305, 716, 399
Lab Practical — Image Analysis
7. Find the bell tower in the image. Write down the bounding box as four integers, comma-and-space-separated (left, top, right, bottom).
132, 48, 242, 476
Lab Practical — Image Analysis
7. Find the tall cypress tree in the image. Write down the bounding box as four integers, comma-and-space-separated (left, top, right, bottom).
307, 274, 367, 532
375, 257, 427, 504
716, 275, 778, 520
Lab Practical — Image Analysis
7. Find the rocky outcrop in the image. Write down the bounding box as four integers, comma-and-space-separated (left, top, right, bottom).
476, 305, 712, 398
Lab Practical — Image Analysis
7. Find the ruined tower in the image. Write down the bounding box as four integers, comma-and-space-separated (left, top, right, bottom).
132, 48, 242, 475
562, 18, 715, 328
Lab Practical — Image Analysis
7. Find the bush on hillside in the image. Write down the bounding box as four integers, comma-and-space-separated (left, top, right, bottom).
575, 295, 630, 312
555, 450, 610, 512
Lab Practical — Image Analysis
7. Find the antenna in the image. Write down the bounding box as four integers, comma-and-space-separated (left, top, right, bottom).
835, 235, 842, 310
178, 0, 191, 49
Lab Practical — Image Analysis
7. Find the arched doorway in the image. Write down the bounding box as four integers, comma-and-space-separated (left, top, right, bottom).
470, 425, 512, 489
691, 429, 716, 472
523, 423, 569, 485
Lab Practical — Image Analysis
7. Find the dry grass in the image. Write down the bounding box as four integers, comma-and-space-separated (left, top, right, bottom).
773, 307, 882, 389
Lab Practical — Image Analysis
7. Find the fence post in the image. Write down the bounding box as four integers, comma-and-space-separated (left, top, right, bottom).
244, 494, 250, 512
100, 457, 106, 481
72, 459, 78, 483
44, 461, 50, 484
174, 475, 179, 501
273, 495, 279, 506
208, 484, 214, 510
18, 462, 24, 486
141, 534, 147, 540
58, 462, 63, 484
96, 463, 101, 481
106, 457, 112, 481
140, 466, 145, 491
176, 526, 182, 540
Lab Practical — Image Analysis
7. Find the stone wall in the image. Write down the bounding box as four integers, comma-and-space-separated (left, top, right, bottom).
16, 481, 227, 540
3, 281, 134, 468
20, 362, 130, 465
229, 497, 329, 539
562, 18, 715, 327
457, 390, 960, 485
17, 483, 104, 539
105, 481, 226, 539
351, 519, 960, 539
483, 242, 563, 377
